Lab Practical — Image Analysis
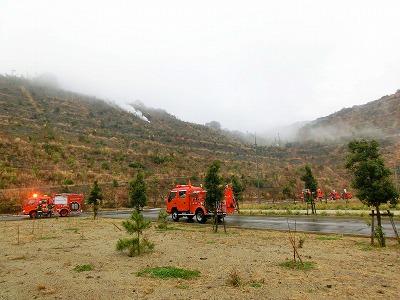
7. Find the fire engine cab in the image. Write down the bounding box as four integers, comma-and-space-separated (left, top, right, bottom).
22, 193, 84, 218
166, 184, 237, 223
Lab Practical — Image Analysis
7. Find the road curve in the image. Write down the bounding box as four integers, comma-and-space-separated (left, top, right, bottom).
1, 209, 399, 237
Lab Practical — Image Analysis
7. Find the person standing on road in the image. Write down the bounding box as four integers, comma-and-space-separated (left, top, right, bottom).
37, 201, 43, 218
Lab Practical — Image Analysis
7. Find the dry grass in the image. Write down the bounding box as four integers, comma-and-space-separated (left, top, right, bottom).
227, 269, 241, 287
0, 217, 399, 299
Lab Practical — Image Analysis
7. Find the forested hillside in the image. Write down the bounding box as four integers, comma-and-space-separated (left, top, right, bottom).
0, 75, 398, 211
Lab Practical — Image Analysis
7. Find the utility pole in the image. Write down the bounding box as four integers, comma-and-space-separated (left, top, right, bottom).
255, 133, 260, 203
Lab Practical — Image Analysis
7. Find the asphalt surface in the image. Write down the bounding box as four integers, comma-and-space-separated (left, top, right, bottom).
2, 209, 399, 237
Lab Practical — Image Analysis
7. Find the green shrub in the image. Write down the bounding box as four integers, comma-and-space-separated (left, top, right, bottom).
249, 282, 262, 288
63, 178, 74, 185
137, 266, 200, 279
101, 161, 110, 170
73, 264, 93, 272
129, 161, 145, 169
151, 155, 171, 164
157, 209, 169, 229
116, 237, 154, 257
43, 143, 62, 156
279, 260, 315, 270
374, 226, 386, 247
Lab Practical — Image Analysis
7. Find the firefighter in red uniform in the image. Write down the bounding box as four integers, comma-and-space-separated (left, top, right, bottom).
37, 199, 50, 218
37, 201, 43, 218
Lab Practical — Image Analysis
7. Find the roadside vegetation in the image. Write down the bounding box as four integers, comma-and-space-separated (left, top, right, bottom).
156, 209, 169, 230
239, 200, 399, 212
86, 181, 103, 219
346, 139, 399, 247
128, 172, 147, 211
204, 161, 225, 232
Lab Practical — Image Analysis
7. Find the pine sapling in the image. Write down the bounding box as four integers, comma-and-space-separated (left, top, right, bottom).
157, 209, 169, 230
116, 210, 154, 256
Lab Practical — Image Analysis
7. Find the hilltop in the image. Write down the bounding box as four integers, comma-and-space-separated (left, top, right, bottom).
0, 76, 252, 200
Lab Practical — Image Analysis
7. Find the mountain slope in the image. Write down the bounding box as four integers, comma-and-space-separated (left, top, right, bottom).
0, 75, 398, 212
298, 90, 400, 141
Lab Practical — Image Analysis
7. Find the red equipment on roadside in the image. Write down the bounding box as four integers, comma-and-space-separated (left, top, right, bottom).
341, 189, 353, 200
329, 190, 341, 200
166, 183, 237, 223
22, 193, 84, 218
316, 188, 324, 200
329, 189, 353, 200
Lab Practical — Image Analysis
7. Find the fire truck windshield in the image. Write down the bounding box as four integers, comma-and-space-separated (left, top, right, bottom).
168, 192, 176, 202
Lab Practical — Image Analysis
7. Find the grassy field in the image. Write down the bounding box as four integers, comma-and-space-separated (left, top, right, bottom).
1, 217, 399, 299
238, 200, 400, 218
240, 199, 400, 211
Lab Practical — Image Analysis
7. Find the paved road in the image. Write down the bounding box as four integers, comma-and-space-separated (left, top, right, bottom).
1, 209, 399, 237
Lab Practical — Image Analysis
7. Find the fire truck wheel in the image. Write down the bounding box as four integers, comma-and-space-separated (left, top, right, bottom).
29, 211, 37, 219
195, 209, 206, 224
59, 209, 69, 217
171, 210, 180, 222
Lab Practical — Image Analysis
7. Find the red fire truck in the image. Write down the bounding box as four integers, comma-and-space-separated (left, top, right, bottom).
166, 184, 237, 223
22, 193, 84, 218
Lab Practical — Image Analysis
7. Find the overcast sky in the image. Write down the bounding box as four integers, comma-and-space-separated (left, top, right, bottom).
1, 0, 400, 132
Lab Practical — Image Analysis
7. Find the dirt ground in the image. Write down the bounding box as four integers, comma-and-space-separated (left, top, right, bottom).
0, 217, 399, 300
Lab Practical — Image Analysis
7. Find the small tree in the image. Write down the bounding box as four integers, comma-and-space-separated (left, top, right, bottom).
301, 165, 318, 194
204, 161, 224, 232
109, 179, 119, 208
301, 165, 318, 214
282, 178, 297, 203
116, 210, 153, 256
346, 139, 398, 247
128, 172, 147, 211
231, 175, 244, 212
157, 209, 169, 230
87, 181, 103, 219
